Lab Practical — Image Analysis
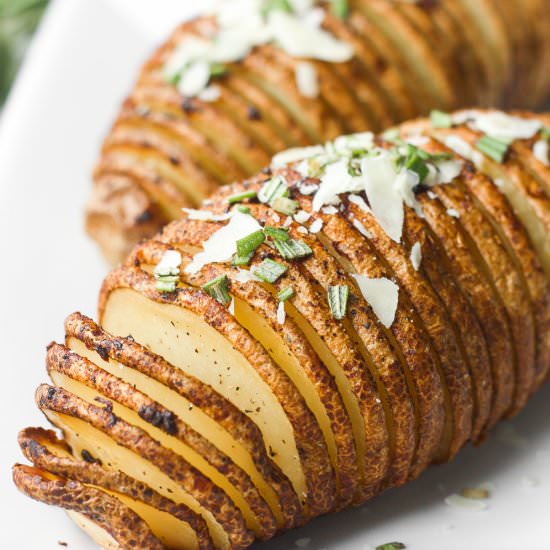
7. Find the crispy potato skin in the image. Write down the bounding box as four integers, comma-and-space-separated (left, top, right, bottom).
64, 313, 302, 529
18, 427, 215, 549
86, 2, 550, 264
15, 110, 550, 549
12, 464, 167, 550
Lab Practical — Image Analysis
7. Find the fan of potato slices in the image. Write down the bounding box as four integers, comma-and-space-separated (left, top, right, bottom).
87, 0, 550, 264
14, 109, 550, 549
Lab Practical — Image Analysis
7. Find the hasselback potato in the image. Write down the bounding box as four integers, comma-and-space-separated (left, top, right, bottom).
14, 109, 550, 549
86, 0, 550, 264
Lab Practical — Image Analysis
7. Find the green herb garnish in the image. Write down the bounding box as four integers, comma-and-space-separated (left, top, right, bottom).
393, 144, 452, 183
262, 0, 292, 16
264, 225, 290, 242
330, 0, 349, 19
271, 196, 298, 215
202, 275, 231, 306
156, 279, 179, 293
540, 126, 550, 141
430, 109, 452, 128
277, 286, 294, 302
228, 190, 257, 204
376, 543, 406, 550
252, 258, 288, 283
328, 285, 349, 320
258, 176, 289, 204
236, 230, 265, 258
476, 135, 510, 163
236, 205, 251, 214
273, 239, 312, 260
232, 253, 253, 267
210, 62, 227, 77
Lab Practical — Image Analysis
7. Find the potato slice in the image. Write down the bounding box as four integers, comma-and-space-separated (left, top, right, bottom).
104, 120, 220, 202
64, 312, 300, 530
154, 219, 388, 501
85, 172, 166, 266
346, 10, 419, 119
37, 384, 254, 549
99, 267, 336, 519
430, 176, 535, 414
246, 205, 417, 488
45, 343, 278, 540
342, 200, 474, 457
18, 427, 213, 550
12, 464, 166, 550
355, 1, 454, 110
97, 147, 191, 220
429, 124, 550, 277
400, 117, 550, 390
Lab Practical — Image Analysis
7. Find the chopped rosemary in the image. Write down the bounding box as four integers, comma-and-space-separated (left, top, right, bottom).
236, 230, 265, 258
202, 275, 231, 306
264, 225, 290, 242
376, 544, 406, 550
476, 135, 510, 163
394, 144, 452, 183
154, 251, 181, 293
156, 279, 179, 293
258, 176, 289, 204
330, 0, 349, 19
231, 253, 254, 267
328, 285, 349, 320
430, 109, 452, 128
277, 286, 294, 302
273, 238, 312, 260
210, 62, 227, 77
271, 196, 299, 215
261, 0, 292, 16
252, 258, 288, 283
227, 190, 257, 204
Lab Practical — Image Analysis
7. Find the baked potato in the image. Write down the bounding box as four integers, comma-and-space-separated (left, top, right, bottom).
86, 0, 550, 264
14, 110, 550, 548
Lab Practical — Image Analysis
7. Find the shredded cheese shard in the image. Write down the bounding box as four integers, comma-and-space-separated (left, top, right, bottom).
186, 212, 262, 273
533, 140, 550, 166
352, 275, 399, 328
410, 242, 422, 271
470, 111, 542, 141
361, 154, 404, 243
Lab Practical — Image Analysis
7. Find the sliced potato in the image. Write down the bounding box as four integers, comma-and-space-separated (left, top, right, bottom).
12, 464, 166, 550
64, 312, 301, 530
99, 267, 337, 519
18, 427, 214, 549
45, 343, 278, 540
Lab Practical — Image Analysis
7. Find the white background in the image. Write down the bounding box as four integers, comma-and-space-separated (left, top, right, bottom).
0, 1, 549, 548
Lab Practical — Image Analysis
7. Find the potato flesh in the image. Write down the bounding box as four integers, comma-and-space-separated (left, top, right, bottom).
48, 371, 262, 536
101, 288, 307, 501
45, 410, 229, 549
104, 491, 199, 550
66, 511, 121, 550
477, 159, 550, 278
67, 337, 284, 527
232, 298, 340, 482
35, 436, 200, 550
283, 301, 367, 481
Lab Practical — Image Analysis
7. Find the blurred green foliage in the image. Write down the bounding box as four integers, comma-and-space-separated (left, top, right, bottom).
0, 0, 49, 105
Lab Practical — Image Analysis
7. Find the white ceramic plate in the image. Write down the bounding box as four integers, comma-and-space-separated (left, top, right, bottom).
0, 1, 549, 548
